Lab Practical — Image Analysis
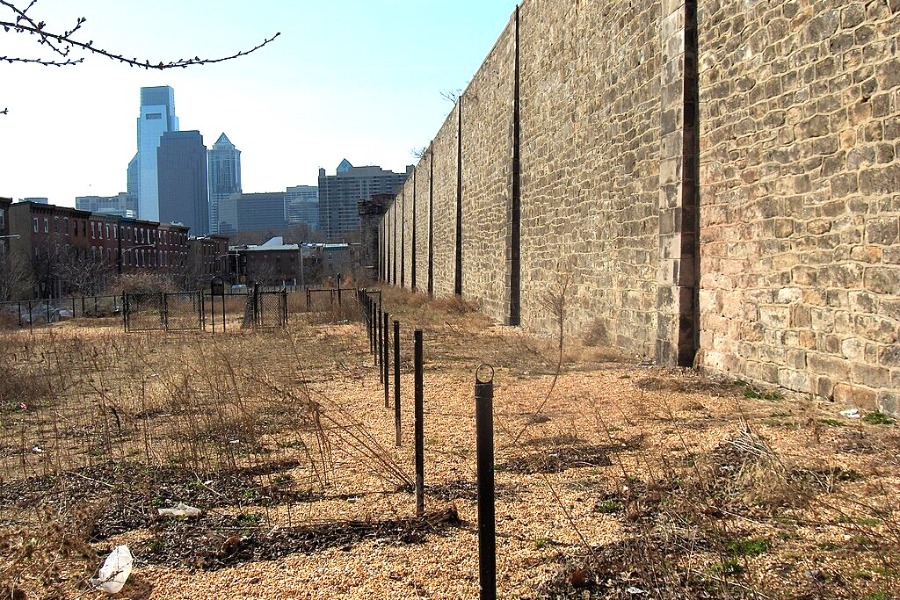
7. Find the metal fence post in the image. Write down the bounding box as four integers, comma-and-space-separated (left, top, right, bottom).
414, 329, 425, 517
475, 364, 496, 600
393, 319, 401, 447
376, 301, 383, 379
337, 273, 342, 307
383, 311, 390, 409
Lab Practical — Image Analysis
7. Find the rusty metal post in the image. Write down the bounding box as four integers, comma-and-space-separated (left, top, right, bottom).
383, 311, 390, 408
475, 364, 496, 600
393, 319, 401, 446
414, 329, 424, 517
376, 301, 383, 379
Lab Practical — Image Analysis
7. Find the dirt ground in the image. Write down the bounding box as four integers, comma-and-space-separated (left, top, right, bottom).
1, 288, 898, 599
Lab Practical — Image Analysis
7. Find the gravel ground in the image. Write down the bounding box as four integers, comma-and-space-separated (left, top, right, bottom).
2, 290, 899, 599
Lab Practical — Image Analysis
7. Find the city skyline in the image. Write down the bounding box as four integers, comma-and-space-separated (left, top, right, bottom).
136, 86, 179, 222
208, 133, 242, 235
0, 1, 521, 207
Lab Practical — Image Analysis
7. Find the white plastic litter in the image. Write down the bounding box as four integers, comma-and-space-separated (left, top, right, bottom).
157, 502, 202, 518
90, 545, 133, 594
839, 408, 860, 419
626, 587, 648, 595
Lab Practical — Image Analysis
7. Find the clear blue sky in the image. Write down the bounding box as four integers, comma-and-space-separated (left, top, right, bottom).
0, 0, 520, 206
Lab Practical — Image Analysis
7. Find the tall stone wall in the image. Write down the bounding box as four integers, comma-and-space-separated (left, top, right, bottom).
430, 106, 460, 298
379, 0, 900, 412
401, 179, 414, 289
520, 0, 665, 356
460, 17, 516, 322
413, 157, 430, 293
698, 0, 900, 410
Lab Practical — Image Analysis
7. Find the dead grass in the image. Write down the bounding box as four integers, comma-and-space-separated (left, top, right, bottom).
0, 287, 898, 599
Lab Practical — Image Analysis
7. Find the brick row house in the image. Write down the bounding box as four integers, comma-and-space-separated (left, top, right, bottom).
6, 201, 190, 299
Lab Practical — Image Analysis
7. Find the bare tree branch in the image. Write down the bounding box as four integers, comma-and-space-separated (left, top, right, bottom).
0, 0, 281, 112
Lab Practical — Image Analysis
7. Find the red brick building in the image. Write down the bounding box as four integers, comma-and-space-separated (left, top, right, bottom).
7, 201, 190, 298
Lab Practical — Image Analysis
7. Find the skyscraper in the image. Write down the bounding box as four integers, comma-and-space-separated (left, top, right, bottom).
207, 133, 242, 234
157, 131, 209, 236
136, 86, 179, 222
317, 160, 411, 239
286, 185, 319, 231
127, 154, 139, 200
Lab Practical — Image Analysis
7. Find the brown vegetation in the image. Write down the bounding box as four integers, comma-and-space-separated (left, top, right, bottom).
0, 288, 898, 599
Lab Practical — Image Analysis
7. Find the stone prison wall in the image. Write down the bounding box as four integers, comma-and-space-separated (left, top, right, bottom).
380, 0, 900, 414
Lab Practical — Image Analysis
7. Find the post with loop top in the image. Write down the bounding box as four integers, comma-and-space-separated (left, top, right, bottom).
414, 329, 425, 517
393, 319, 401, 447
475, 364, 496, 600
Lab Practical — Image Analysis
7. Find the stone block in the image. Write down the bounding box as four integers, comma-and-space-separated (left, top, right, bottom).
809, 352, 851, 379
778, 368, 810, 392
807, 219, 832, 235
850, 246, 884, 263
840, 4, 866, 28
777, 287, 802, 304
745, 360, 779, 384
864, 267, 900, 295
840, 337, 865, 361
816, 375, 835, 400
833, 383, 877, 409
859, 164, 900, 195
759, 305, 791, 329
849, 291, 877, 313
851, 363, 892, 388
854, 314, 899, 344
878, 391, 899, 416
880, 346, 900, 368
865, 217, 899, 246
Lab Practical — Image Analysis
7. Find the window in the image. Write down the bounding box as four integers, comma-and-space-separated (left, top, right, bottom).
54, 217, 59, 233
91, 222, 95, 239
64, 217, 69, 235
0, 208, 4, 230
43, 218, 48, 233
106, 224, 110, 239
146, 113, 162, 120
33, 217, 38, 233
98, 224, 103, 239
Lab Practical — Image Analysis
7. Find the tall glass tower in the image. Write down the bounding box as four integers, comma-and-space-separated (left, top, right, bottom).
136, 86, 179, 222
158, 131, 208, 236
207, 133, 242, 234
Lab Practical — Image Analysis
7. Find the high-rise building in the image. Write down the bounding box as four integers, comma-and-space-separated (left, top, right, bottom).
286, 185, 319, 231
75, 193, 138, 217
217, 192, 287, 235
157, 131, 208, 236
127, 154, 139, 200
207, 133, 242, 234
318, 160, 411, 239
136, 86, 179, 222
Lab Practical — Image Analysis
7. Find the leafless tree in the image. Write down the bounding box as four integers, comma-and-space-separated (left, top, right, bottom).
0, 246, 32, 300
54, 247, 111, 296
1, 0, 280, 113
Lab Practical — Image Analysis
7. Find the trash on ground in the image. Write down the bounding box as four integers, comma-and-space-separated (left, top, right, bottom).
90, 545, 133, 594
839, 408, 860, 419
158, 502, 202, 518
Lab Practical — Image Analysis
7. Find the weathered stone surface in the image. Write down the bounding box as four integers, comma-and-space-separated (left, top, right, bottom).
697, 0, 899, 406
380, 0, 900, 413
